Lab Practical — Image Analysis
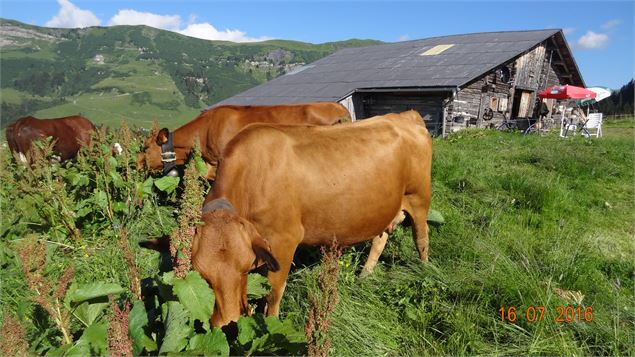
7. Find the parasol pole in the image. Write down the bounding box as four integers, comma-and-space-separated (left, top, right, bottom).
559, 101, 564, 137
559, 101, 567, 137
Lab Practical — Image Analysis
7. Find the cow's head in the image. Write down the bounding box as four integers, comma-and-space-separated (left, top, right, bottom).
140, 198, 279, 327
137, 128, 179, 177
193, 199, 279, 327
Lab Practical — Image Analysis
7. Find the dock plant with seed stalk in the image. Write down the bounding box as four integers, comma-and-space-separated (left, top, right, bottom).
170, 143, 208, 278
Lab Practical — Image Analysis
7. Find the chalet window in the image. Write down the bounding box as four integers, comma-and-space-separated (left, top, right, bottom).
498, 97, 508, 112
490, 97, 499, 111
420, 44, 454, 56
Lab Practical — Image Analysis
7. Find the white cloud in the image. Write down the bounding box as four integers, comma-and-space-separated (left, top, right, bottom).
44, 1, 270, 43
45, 0, 100, 28
398, 34, 410, 42
109, 9, 181, 31
601, 19, 622, 30
106, 9, 269, 42
577, 31, 609, 49
179, 22, 271, 42
562, 27, 576, 35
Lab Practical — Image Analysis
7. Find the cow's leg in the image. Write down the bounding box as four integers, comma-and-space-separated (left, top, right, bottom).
405, 196, 431, 262
360, 232, 388, 277
263, 227, 303, 317
264, 245, 295, 317
360, 209, 406, 276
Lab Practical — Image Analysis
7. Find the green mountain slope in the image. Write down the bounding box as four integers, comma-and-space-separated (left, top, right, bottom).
0, 19, 381, 128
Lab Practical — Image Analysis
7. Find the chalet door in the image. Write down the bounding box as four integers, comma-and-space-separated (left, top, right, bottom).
512, 90, 533, 118
518, 91, 532, 118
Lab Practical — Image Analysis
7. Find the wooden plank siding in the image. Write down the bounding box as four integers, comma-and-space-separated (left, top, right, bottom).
357, 92, 445, 135
515, 44, 547, 90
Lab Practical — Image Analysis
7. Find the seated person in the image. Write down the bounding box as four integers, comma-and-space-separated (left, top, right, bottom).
570, 107, 587, 125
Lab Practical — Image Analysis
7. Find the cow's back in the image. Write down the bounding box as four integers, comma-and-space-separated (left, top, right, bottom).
211, 102, 350, 126
214, 111, 431, 245
200, 102, 351, 160
61, 115, 95, 146
7, 115, 95, 161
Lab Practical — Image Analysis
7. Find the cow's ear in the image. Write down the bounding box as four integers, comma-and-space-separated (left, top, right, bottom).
139, 236, 170, 253
252, 236, 279, 272
156, 128, 170, 145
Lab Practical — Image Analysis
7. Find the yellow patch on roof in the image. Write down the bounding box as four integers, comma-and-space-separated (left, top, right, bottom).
420, 44, 454, 56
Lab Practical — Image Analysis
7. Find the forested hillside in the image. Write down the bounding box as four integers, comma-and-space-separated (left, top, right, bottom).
598, 79, 634, 115
0, 19, 380, 128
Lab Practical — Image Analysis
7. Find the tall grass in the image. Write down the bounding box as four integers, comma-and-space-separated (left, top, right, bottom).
282, 125, 634, 356
0, 125, 178, 354
0, 120, 632, 355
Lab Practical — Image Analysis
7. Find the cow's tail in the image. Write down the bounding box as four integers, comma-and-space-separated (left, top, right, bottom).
5, 122, 25, 162
5, 122, 17, 153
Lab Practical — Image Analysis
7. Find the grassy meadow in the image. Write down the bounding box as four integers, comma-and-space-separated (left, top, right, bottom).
0, 119, 633, 355
31, 60, 203, 129
282, 119, 634, 355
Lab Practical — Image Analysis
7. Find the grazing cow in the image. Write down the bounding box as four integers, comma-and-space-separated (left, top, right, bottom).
6, 115, 95, 163
137, 102, 351, 179
191, 110, 432, 327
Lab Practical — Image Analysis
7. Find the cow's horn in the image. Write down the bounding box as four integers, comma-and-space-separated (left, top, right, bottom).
202, 198, 235, 215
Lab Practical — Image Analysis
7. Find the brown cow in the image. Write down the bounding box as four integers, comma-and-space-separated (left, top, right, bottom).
191, 110, 432, 327
137, 102, 351, 179
6, 115, 95, 163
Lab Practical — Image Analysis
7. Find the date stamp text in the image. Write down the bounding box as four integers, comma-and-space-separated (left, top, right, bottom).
499, 306, 593, 323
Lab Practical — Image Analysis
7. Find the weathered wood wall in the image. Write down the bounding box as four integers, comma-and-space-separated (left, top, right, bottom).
444, 36, 572, 133
515, 44, 547, 90
338, 95, 357, 120
445, 65, 514, 132
542, 39, 570, 88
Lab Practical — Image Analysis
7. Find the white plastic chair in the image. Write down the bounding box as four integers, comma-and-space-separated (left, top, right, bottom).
582, 113, 603, 138
559, 108, 577, 138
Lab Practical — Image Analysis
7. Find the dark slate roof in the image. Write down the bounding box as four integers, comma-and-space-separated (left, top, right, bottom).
215, 29, 573, 106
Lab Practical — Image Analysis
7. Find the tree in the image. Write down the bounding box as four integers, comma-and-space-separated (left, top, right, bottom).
598, 79, 634, 115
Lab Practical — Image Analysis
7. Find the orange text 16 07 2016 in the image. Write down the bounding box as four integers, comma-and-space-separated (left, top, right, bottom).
498, 306, 593, 323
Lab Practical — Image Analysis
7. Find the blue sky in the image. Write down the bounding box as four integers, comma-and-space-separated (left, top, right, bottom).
1, 0, 633, 89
